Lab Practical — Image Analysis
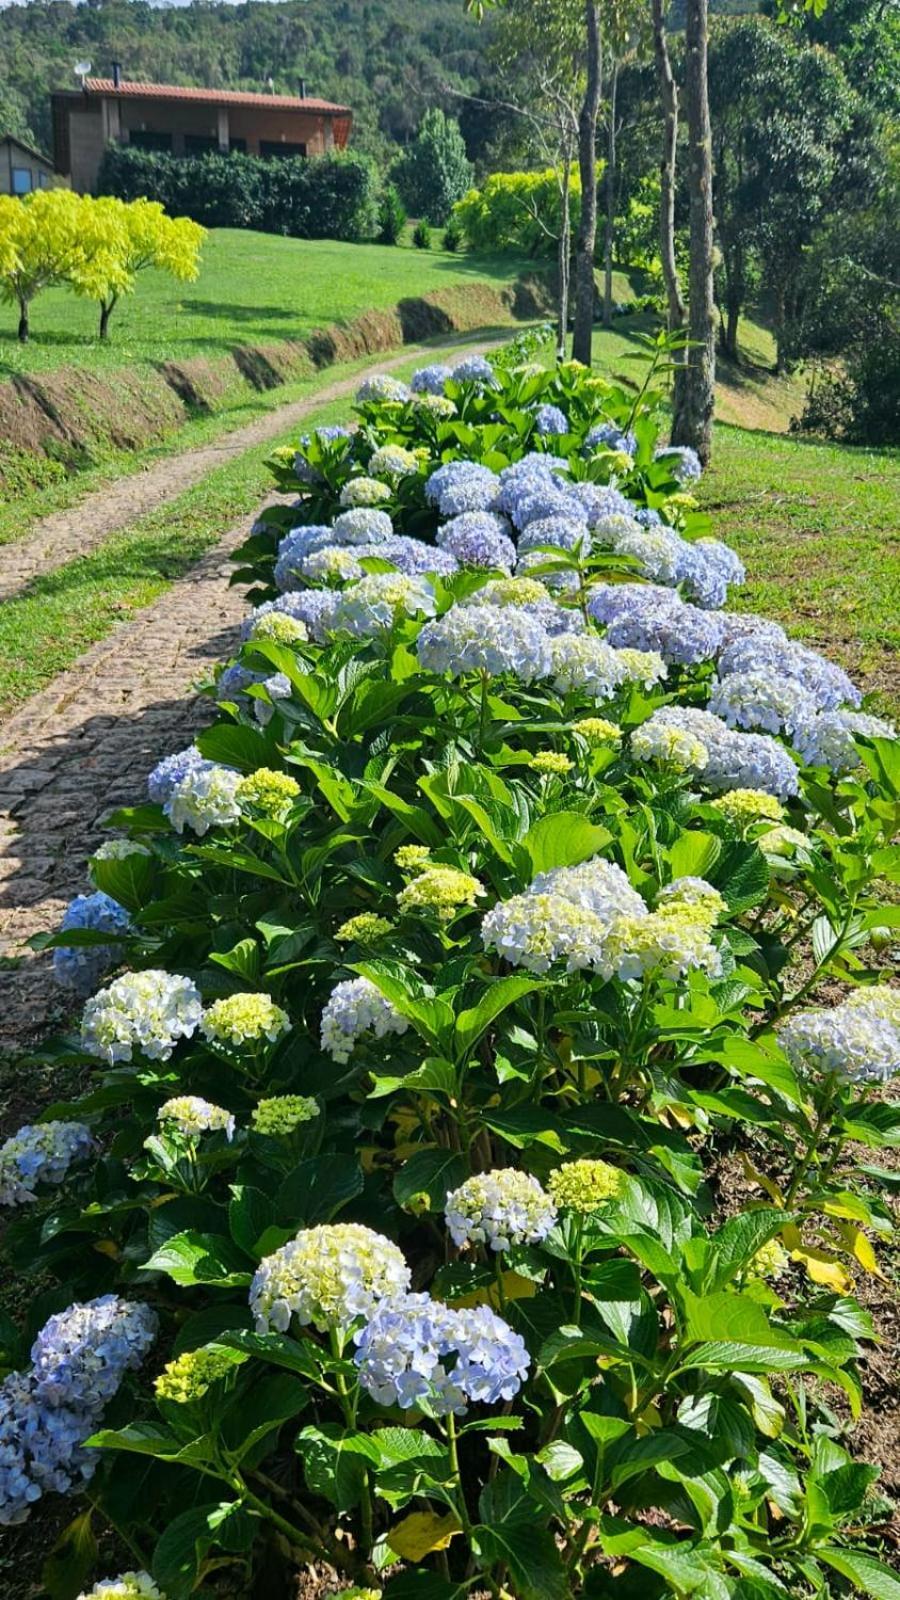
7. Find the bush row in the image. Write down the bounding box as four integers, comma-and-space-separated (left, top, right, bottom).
3, 331, 899, 1600
97, 144, 381, 243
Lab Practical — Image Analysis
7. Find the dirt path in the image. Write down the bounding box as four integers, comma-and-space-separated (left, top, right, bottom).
0, 334, 501, 604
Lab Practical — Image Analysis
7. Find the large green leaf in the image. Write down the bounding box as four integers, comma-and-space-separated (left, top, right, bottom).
278, 1153, 363, 1226
393, 1148, 468, 1211
817, 1547, 900, 1600
153, 1502, 254, 1600
42, 1512, 98, 1600
88, 850, 156, 912
472, 1516, 568, 1600
143, 1231, 252, 1287
454, 974, 544, 1055
706, 1209, 787, 1291
519, 811, 611, 875
295, 1423, 380, 1512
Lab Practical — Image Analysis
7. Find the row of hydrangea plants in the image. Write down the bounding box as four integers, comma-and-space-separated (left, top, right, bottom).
3, 329, 900, 1600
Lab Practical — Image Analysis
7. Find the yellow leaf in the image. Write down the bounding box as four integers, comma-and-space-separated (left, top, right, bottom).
788, 1243, 853, 1293
451, 1270, 537, 1310
388, 1511, 461, 1562
835, 1221, 884, 1278
93, 1240, 119, 1259
741, 1153, 784, 1206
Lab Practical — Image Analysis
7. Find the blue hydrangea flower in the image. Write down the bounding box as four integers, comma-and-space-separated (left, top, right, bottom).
569, 482, 635, 526
332, 508, 395, 545
717, 636, 861, 712
533, 403, 569, 436
371, 535, 459, 579
354, 1293, 529, 1415
517, 514, 590, 558
0, 1122, 95, 1207
708, 670, 820, 739
794, 709, 897, 773
52, 892, 132, 996
416, 604, 552, 682
411, 364, 453, 395
655, 444, 703, 483
507, 482, 576, 533
436, 512, 516, 571
634, 507, 663, 527
147, 745, 208, 805
585, 421, 637, 455
588, 584, 726, 666
451, 355, 499, 387
425, 461, 501, 517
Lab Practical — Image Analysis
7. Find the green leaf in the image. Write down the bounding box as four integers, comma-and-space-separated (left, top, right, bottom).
680, 1340, 810, 1373
817, 1546, 900, 1600
143, 1230, 252, 1287
712, 841, 771, 913
89, 850, 156, 913
196, 722, 276, 772
221, 1370, 308, 1461
707, 1209, 787, 1291
520, 811, 612, 875
295, 1423, 380, 1511
228, 1185, 276, 1260
278, 1153, 363, 1225
393, 1149, 468, 1211
455, 975, 544, 1055
472, 1517, 568, 1600
666, 830, 722, 880
383, 1573, 469, 1599
217, 1328, 323, 1380
153, 1502, 254, 1600
42, 1511, 98, 1600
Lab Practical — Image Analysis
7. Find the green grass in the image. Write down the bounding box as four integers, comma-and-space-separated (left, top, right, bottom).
0, 229, 530, 377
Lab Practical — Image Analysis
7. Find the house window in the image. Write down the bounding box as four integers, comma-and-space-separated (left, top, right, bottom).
184, 134, 218, 155
259, 140, 307, 159
38, 172, 51, 188
128, 130, 173, 153
11, 167, 32, 194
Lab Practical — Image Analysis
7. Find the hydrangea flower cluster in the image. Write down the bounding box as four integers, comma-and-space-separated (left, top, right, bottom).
368, 444, 420, 480
320, 976, 409, 1063
52, 891, 132, 995
356, 374, 411, 404
252, 1095, 320, 1136
572, 716, 622, 747
336, 912, 394, 943
91, 839, 151, 867
779, 995, 900, 1084
717, 634, 861, 713
630, 707, 800, 798
586, 420, 637, 455
250, 1223, 411, 1334
530, 751, 573, 776
354, 1293, 530, 1414
416, 604, 553, 682
147, 744, 208, 805
794, 709, 897, 774
533, 402, 569, 436
445, 1169, 556, 1251
240, 592, 326, 642
339, 476, 393, 510
411, 363, 453, 395
709, 670, 820, 739
588, 583, 725, 666
425, 461, 501, 517
0, 1121, 95, 1207
82, 970, 202, 1064
326, 573, 437, 637
165, 763, 242, 835
547, 1159, 628, 1212
154, 1346, 238, 1404
157, 1096, 235, 1141
246, 610, 308, 646
201, 993, 290, 1049
76, 1574, 163, 1600
547, 633, 665, 701
397, 863, 484, 920
655, 444, 703, 483
236, 767, 301, 820
436, 511, 516, 571
299, 545, 365, 585
482, 858, 646, 978
710, 789, 785, 830
0, 1297, 157, 1526
452, 354, 498, 386
517, 513, 590, 559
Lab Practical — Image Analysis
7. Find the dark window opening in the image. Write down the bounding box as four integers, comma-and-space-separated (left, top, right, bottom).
128, 130, 173, 153
11, 167, 32, 194
259, 140, 307, 159
184, 134, 218, 155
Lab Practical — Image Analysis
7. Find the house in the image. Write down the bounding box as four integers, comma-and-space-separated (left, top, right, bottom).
1, 134, 59, 196
51, 73, 353, 194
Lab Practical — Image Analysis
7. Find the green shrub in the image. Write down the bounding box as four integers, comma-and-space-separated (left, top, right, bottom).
442, 212, 464, 252
392, 107, 473, 225
376, 182, 407, 245
453, 165, 584, 255
412, 218, 432, 250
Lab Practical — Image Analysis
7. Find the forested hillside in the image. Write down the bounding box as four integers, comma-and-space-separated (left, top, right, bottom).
0, 0, 504, 165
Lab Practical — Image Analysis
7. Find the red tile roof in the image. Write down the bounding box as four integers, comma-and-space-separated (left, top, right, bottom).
83, 79, 351, 114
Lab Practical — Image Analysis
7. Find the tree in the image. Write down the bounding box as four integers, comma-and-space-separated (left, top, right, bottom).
0, 189, 87, 343
73, 197, 206, 341
392, 109, 473, 225
709, 17, 872, 368
649, 0, 687, 420
671, 0, 716, 463
599, 0, 649, 325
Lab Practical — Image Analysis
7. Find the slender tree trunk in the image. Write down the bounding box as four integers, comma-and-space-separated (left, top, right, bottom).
602, 61, 618, 327
572, 0, 602, 365
99, 301, 112, 341
724, 300, 740, 360
673, 0, 716, 463
17, 297, 29, 343
557, 160, 572, 361
650, 0, 687, 420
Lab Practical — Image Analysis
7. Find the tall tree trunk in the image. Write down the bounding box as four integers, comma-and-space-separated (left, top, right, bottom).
99, 301, 112, 341
602, 61, 618, 328
673, 0, 716, 463
557, 160, 572, 362
17, 297, 29, 343
650, 0, 687, 420
572, 0, 602, 365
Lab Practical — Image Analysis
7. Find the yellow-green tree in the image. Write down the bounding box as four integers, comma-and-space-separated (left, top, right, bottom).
0, 189, 87, 342
72, 196, 206, 340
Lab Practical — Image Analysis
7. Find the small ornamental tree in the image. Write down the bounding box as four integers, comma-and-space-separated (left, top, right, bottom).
0, 188, 87, 342
73, 197, 205, 340
393, 108, 473, 225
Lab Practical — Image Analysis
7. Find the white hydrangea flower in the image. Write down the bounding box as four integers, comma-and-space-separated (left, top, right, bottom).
157, 1096, 235, 1142
250, 1223, 410, 1334
780, 999, 900, 1084
81, 970, 202, 1065
339, 476, 393, 509
165, 765, 241, 836
445, 1169, 556, 1252
368, 444, 420, 480
77, 1574, 162, 1600
326, 573, 436, 638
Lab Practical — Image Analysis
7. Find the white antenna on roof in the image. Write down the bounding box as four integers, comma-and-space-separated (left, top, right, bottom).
74, 61, 92, 84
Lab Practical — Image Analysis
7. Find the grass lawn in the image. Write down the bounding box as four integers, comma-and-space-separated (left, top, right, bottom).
0, 230, 531, 377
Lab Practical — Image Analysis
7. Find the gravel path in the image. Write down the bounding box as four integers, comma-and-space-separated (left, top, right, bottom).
0, 336, 499, 604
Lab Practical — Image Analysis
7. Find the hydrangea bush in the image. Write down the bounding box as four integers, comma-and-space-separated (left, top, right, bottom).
9, 340, 900, 1599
